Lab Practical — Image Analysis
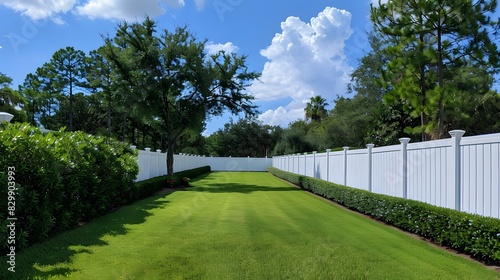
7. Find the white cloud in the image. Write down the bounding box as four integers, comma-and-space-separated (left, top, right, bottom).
258, 107, 304, 127
52, 16, 66, 25
252, 6, 354, 127
0, 0, 76, 20
205, 41, 239, 55
75, 0, 183, 21
0, 0, 204, 22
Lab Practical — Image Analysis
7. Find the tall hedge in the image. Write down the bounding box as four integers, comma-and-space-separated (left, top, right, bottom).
268, 167, 500, 265
0, 123, 139, 252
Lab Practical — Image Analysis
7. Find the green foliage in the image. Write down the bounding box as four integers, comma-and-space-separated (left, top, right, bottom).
371, 0, 500, 139
268, 167, 500, 265
206, 118, 281, 157
103, 18, 259, 175
46, 46, 88, 131
0, 123, 139, 253
304, 95, 328, 122
273, 120, 315, 155
0, 72, 28, 123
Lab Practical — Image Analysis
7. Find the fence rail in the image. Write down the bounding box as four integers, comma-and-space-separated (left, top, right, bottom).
133, 146, 273, 182
272, 130, 500, 219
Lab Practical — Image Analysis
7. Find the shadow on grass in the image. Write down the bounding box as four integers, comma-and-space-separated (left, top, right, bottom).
188, 182, 300, 194
0, 194, 172, 280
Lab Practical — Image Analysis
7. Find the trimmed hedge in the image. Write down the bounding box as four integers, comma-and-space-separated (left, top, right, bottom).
268, 167, 500, 265
0, 122, 211, 253
0, 123, 139, 252
132, 166, 211, 199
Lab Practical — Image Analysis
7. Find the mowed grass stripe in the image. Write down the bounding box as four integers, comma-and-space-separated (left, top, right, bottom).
3, 172, 499, 279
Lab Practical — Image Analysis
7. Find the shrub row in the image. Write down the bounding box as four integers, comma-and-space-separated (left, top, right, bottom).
132, 166, 211, 199
267, 167, 500, 265
0, 123, 139, 252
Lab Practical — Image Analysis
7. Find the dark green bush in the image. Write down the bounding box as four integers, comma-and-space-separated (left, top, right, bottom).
0, 123, 138, 253
268, 167, 500, 265
131, 166, 211, 200
171, 166, 211, 183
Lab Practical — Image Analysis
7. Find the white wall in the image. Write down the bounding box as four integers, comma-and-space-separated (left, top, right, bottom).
134, 147, 272, 182
272, 131, 500, 219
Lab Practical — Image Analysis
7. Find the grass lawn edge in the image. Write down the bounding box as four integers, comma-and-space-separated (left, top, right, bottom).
269, 172, 500, 273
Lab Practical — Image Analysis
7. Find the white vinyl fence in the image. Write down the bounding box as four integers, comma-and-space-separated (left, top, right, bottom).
133, 146, 273, 182
272, 130, 500, 219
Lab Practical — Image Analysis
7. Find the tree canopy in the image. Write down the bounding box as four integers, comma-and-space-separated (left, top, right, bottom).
5, 2, 500, 161
102, 18, 260, 174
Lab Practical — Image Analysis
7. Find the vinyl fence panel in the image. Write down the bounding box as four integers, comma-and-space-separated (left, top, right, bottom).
271, 131, 500, 219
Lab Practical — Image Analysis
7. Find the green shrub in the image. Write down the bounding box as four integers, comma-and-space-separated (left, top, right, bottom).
0, 123, 139, 253
131, 166, 211, 200
267, 167, 500, 265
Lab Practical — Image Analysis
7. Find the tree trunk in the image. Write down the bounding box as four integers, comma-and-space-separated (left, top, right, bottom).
141, 125, 146, 148
130, 120, 136, 145
437, 27, 445, 139
69, 71, 73, 131
419, 33, 429, 142
166, 140, 175, 176
31, 100, 36, 125
152, 133, 157, 151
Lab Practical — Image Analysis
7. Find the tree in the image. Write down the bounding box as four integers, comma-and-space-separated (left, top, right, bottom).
86, 47, 118, 136
102, 18, 259, 175
273, 120, 314, 155
304, 95, 329, 122
323, 95, 379, 148
47, 46, 87, 131
20, 73, 42, 125
371, 0, 500, 139
0, 72, 27, 122
20, 64, 63, 129
206, 118, 281, 157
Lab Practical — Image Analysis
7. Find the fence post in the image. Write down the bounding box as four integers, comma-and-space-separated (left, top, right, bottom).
303, 153, 307, 175
289, 155, 292, 172
343, 146, 349, 186
156, 149, 162, 177
144, 148, 151, 180
326, 149, 331, 182
399, 138, 411, 199
449, 130, 465, 211
367, 144, 375, 192
297, 153, 301, 174
312, 151, 317, 178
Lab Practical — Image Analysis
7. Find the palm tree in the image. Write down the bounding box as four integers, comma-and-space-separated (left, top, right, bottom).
304, 95, 328, 122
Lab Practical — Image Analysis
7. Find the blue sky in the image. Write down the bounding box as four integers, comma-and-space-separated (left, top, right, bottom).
0, 0, 382, 135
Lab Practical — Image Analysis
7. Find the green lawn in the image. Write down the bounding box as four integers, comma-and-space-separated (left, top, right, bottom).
3, 172, 499, 279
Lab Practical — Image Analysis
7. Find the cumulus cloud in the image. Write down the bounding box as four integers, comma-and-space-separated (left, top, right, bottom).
0, 0, 205, 22
0, 0, 75, 21
205, 41, 239, 55
75, 0, 183, 21
258, 107, 305, 128
252, 6, 353, 127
